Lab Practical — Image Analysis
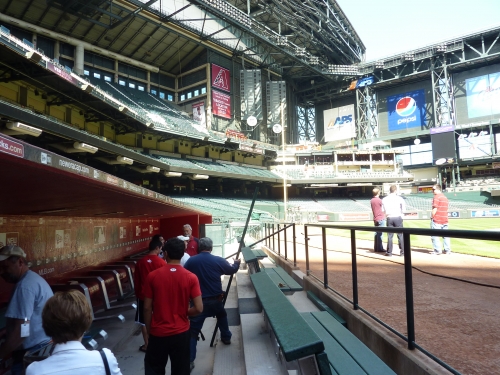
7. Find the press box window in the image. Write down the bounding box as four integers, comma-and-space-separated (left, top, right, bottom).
104, 76, 112, 82
159, 92, 165, 99
138, 86, 145, 91
83, 70, 90, 76
151, 89, 157, 95
118, 80, 126, 86
167, 95, 173, 101
201, 87, 207, 94
187, 92, 192, 99
194, 90, 199, 96
129, 83, 135, 89
93, 72, 101, 79
180, 94, 186, 101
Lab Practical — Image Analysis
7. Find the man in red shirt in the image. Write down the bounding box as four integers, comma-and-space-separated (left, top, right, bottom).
134, 239, 166, 352
143, 238, 203, 375
370, 188, 386, 253
183, 224, 199, 257
430, 184, 451, 255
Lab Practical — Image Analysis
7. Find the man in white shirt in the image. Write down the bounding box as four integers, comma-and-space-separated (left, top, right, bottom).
382, 185, 406, 257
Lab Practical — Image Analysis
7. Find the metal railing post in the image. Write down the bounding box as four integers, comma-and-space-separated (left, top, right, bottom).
273, 223, 276, 251
322, 226, 328, 289
277, 224, 281, 256
403, 232, 415, 350
351, 229, 358, 310
292, 223, 297, 267
305, 225, 310, 276
284, 224, 288, 260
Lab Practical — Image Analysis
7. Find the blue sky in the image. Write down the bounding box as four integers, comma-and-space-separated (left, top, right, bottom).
336, 0, 500, 62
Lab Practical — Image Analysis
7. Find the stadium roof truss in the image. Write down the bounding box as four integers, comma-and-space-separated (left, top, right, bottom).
2, 0, 365, 81
298, 26, 500, 105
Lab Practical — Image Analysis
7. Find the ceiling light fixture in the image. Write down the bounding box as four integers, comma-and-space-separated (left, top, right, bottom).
73, 142, 98, 153
5, 122, 42, 137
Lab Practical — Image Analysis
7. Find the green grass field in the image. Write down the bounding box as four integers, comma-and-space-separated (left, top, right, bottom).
326, 218, 500, 258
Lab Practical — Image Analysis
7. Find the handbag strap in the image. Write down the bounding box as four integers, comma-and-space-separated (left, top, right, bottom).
98, 349, 111, 375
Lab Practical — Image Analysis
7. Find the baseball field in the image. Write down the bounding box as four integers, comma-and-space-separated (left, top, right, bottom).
327, 218, 500, 258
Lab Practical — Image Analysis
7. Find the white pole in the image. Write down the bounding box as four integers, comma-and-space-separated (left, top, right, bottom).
281, 103, 287, 221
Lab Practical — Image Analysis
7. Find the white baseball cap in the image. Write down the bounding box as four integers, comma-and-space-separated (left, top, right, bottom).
0, 246, 27, 261
177, 235, 190, 241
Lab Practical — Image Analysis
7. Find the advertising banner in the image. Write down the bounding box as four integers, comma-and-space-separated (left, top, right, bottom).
471, 209, 500, 217
323, 104, 356, 142
47, 62, 79, 86
192, 102, 206, 128
465, 72, 500, 118
212, 64, 230, 92
212, 90, 231, 119
0, 134, 24, 158
387, 89, 426, 132
339, 213, 370, 221
448, 211, 460, 218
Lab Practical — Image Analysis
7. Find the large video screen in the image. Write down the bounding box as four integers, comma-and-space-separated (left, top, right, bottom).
465, 73, 500, 119
454, 63, 500, 126
431, 127, 456, 165
458, 133, 492, 159
378, 82, 434, 137
323, 104, 356, 142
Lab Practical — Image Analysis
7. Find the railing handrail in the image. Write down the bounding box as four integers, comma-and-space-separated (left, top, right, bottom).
302, 222, 485, 375
305, 223, 500, 241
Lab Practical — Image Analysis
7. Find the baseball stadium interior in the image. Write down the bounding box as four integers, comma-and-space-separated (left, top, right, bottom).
0, 0, 500, 374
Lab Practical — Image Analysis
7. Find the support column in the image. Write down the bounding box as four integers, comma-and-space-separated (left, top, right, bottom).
114, 60, 119, 83
206, 63, 212, 130
147, 70, 151, 92
430, 56, 455, 129
356, 85, 378, 140
54, 41, 60, 61
74, 43, 84, 75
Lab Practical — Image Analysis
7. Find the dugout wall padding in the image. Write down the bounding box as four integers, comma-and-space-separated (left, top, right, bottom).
0, 215, 158, 304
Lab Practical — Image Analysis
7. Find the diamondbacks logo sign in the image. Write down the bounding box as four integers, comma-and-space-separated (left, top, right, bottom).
212, 64, 230, 92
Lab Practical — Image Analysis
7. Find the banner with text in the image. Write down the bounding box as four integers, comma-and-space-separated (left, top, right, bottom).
212, 90, 231, 119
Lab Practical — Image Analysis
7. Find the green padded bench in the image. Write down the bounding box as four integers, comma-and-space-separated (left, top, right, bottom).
307, 291, 346, 327
241, 247, 261, 273
301, 311, 396, 375
262, 267, 303, 294
252, 249, 268, 258
250, 271, 330, 373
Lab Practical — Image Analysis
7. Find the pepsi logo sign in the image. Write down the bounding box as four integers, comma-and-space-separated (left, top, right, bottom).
396, 97, 417, 117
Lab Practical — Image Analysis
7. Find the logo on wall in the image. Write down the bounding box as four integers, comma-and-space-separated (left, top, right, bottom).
0, 233, 19, 248
387, 89, 426, 132
323, 104, 355, 142
395, 97, 417, 117
212, 64, 230, 92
